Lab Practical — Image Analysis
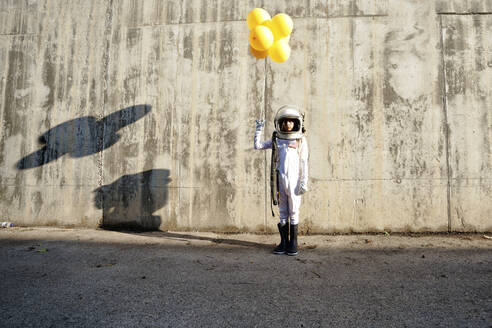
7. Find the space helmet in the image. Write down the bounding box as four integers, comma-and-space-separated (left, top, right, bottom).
274, 105, 304, 140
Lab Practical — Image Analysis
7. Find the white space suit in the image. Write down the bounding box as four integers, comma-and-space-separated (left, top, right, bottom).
254, 123, 308, 225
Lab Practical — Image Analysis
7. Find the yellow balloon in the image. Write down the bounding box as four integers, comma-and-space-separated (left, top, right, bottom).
268, 39, 291, 63
272, 13, 293, 38
262, 20, 281, 41
249, 45, 268, 59
280, 34, 291, 43
247, 8, 271, 30
249, 25, 274, 51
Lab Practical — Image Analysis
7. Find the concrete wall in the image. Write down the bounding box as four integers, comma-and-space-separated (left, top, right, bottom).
0, 0, 491, 232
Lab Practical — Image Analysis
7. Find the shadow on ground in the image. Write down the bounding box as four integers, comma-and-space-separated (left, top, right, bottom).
115, 230, 272, 250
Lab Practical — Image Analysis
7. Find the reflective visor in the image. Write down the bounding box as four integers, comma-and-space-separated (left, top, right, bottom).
278, 117, 301, 132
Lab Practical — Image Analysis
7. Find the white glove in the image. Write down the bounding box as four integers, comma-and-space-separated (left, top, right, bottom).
255, 119, 265, 130
297, 181, 308, 195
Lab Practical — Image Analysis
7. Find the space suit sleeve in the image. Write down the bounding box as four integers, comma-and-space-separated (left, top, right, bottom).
254, 126, 272, 150
300, 137, 309, 188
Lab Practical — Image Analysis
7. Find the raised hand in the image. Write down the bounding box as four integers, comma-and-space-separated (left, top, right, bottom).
255, 119, 265, 130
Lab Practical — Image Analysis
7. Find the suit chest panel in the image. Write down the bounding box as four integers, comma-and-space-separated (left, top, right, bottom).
276, 139, 298, 151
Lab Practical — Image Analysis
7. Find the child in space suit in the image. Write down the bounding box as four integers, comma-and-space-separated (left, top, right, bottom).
254, 105, 308, 256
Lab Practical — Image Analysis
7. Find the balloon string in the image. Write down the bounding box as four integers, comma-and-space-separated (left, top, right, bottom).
263, 57, 268, 228
262, 58, 267, 120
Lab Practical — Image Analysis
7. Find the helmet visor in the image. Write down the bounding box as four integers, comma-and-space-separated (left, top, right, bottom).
279, 118, 301, 132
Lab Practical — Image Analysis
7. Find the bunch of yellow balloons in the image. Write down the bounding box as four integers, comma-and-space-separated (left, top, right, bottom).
247, 8, 293, 63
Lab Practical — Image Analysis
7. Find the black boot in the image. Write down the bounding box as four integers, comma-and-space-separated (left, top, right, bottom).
286, 224, 298, 256
273, 223, 289, 255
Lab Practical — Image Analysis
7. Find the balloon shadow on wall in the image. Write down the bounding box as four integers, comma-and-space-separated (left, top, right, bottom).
16, 105, 151, 169
93, 169, 171, 231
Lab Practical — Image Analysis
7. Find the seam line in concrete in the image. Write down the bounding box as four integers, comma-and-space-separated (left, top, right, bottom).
0, 33, 38, 36
3, 178, 489, 188
437, 12, 492, 16
313, 14, 388, 19
438, 15, 452, 233
313, 178, 454, 182
125, 15, 390, 28
313, 177, 492, 182
0, 184, 184, 189
99, 0, 114, 226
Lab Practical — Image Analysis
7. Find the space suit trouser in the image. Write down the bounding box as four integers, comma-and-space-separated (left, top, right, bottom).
277, 172, 301, 225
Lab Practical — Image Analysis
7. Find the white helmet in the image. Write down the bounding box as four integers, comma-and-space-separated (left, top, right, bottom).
274, 105, 304, 140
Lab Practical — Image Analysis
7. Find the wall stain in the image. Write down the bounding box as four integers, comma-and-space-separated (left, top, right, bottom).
166, 1, 180, 24
126, 27, 140, 49
183, 31, 193, 60
31, 190, 43, 216
198, 30, 216, 72
4, 50, 25, 138
184, 4, 193, 24
352, 77, 375, 139
42, 46, 56, 109
445, 63, 466, 99
218, 26, 234, 70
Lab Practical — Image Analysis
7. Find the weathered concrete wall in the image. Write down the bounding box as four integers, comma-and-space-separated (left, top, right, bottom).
441, 13, 492, 232
0, 0, 490, 232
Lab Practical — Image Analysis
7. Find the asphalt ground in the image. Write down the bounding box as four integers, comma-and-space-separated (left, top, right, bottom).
0, 227, 491, 328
